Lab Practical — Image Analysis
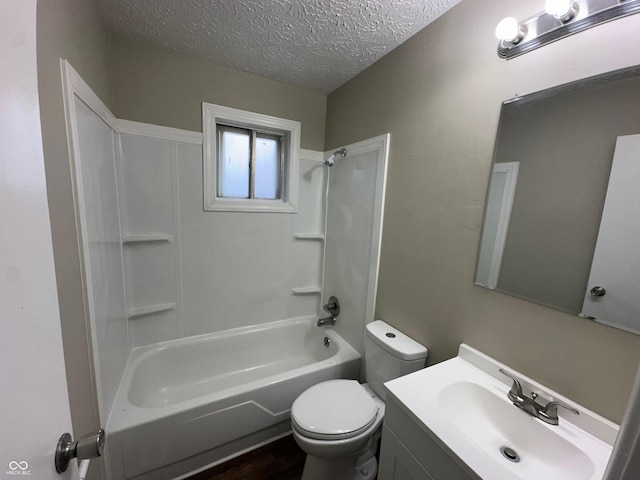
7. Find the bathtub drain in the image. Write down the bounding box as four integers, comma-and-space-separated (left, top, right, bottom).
500, 446, 520, 463
324, 337, 331, 348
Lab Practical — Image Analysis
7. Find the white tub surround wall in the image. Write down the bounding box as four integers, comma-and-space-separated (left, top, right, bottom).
322, 135, 390, 354
178, 147, 327, 338
107, 316, 360, 479
117, 134, 326, 345
116, 132, 195, 346
63, 61, 327, 413
62, 60, 129, 421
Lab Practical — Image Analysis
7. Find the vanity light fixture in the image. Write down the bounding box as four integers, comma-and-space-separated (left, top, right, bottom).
495, 17, 527, 44
496, 0, 640, 59
544, 0, 579, 22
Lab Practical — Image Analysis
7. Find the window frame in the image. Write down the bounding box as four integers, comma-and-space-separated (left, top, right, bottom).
203, 103, 300, 213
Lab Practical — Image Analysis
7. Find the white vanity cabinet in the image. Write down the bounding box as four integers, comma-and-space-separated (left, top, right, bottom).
379, 393, 479, 480
378, 344, 617, 480
379, 424, 434, 480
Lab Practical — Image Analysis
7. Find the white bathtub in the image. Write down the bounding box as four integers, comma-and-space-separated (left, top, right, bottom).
106, 316, 360, 479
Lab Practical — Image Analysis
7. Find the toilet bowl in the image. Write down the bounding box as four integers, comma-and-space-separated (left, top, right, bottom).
291, 320, 428, 480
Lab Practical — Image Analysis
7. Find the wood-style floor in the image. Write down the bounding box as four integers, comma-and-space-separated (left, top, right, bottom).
186, 435, 306, 480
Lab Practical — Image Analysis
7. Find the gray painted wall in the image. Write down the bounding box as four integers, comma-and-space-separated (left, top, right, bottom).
109, 36, 327, 151
496, 75, 640, 314
325, 0, 640, 422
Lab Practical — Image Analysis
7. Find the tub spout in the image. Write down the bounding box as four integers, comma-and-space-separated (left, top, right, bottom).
317, 316, 336, 327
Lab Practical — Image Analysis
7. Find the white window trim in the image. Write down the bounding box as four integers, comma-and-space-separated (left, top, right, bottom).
202, 102, 300, 213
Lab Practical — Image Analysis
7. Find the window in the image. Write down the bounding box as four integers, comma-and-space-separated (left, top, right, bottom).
203, 103, 300, 212
217, 125, 282, 200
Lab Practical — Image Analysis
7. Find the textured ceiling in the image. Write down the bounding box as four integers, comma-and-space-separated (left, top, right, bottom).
99, 0, 461, 93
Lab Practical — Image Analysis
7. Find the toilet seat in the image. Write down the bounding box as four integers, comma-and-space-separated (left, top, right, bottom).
291, 379, 378, 440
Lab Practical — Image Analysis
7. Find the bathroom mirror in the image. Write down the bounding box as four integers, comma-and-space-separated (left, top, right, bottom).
475, 65, 640, 334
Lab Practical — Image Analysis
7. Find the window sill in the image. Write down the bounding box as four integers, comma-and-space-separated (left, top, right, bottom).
204, 197, 297, 213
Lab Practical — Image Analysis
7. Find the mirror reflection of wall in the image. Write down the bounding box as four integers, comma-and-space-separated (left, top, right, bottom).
476, 66, 640, 332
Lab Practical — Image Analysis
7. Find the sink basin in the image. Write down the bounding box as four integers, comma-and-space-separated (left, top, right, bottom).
383, 344, 617, 480
438, 381, 594, 479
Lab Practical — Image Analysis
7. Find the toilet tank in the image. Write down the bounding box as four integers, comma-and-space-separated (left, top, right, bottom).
365, 320, 428, 400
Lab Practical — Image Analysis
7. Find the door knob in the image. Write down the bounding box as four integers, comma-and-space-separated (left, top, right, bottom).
55, 429, 104, 473
590, 286, 606, 297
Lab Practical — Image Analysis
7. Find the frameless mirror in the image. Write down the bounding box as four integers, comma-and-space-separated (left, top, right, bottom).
475, 66, 640, 334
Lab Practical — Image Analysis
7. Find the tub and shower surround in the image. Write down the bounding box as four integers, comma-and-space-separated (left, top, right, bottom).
106, 317, 360, 479
65, 62, 330, 472
65, 58, 329, 406
65, 61, 389, 480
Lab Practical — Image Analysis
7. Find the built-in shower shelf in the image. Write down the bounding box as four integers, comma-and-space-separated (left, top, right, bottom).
122, 234, 173, 244
127, 303, 175, 319
293, 233, 325, 241
89, 239, 122, 245
291, 286, 322, 295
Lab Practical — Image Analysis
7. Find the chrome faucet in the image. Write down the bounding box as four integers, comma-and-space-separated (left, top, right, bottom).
317, 296, 340, 327
498, 368, 579, 425
317, 316, 336, 326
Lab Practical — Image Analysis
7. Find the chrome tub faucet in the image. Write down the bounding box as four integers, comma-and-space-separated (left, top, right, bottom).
499, 368, 579, 425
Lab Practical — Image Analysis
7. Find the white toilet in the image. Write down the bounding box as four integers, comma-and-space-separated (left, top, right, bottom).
291, 320, 428, 480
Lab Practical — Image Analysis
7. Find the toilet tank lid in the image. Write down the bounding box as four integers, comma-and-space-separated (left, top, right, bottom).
366, 320, 428, 361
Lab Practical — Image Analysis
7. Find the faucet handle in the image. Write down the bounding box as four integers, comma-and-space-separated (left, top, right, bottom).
538, 400, 579, 425
323, 296, 340, 317
498, 368, 524, 403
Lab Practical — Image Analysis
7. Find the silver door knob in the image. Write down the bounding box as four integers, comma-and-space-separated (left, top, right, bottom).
590, 286, 606, 297
55, 429, 104, 473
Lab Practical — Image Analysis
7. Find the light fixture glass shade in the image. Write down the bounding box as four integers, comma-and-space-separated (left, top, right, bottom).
495, 17, 522, 43
545, 0, 577, 20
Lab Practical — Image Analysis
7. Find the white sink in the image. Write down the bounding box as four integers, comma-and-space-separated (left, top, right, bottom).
438, 381, 595, 479
384, 344, 618, 480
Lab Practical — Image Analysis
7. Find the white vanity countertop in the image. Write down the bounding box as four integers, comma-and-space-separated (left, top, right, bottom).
384, 344, 618, 480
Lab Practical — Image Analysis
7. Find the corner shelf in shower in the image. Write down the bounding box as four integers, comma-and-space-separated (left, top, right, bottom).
291, 286, 322, 295
122, 234, 173, 244
127, 302, 175, 319
293, 233, 325, 241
